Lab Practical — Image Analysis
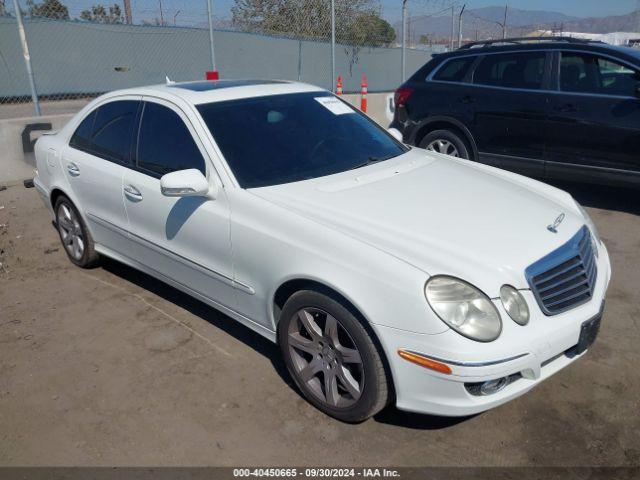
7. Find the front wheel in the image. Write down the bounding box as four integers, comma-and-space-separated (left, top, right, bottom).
419, 129, 470, 159
278, 290, 389, 423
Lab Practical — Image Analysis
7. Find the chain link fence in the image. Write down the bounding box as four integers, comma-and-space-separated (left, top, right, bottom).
0, 0, 444, 118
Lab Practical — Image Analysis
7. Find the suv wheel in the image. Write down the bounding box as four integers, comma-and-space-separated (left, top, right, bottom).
420, 129, 470, 159
278, 290, 389, 423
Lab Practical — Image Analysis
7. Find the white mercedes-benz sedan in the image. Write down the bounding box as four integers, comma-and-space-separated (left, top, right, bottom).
34, 79, 611, 422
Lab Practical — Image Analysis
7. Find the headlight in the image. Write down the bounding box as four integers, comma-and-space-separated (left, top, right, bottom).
425, 276, 502, 342
574, 199, 601, 248
500, 285, 529, 325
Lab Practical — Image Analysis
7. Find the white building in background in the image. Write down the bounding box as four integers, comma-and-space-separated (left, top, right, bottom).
532, 30, 640, 46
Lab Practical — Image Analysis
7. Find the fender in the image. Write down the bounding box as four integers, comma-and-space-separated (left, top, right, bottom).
408, 115, 479, 161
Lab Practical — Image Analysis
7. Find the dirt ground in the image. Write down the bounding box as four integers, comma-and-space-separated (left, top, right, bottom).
0, 181, 639, 467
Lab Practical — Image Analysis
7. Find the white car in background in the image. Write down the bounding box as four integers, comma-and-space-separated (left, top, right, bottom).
33, 79, 610, 422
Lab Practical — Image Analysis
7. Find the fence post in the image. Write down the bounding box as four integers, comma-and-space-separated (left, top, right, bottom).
401, 0, 407, 82
206, 0, 217, 75
12, 0, 40, 116
298, 39, 302, 82
330, 0, 335, 92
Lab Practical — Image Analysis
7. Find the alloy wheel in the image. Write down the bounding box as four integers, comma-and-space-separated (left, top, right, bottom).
287, 307, 364, 408
426, 139, 459, 157
57, 203, 85, 261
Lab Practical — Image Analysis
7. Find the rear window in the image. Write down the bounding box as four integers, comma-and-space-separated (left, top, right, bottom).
473, 52, 546, 90
432, 56, 475, 82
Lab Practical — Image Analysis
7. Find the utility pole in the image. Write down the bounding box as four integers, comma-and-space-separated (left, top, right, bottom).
450, 5, 455, 51
331, 0, 335, 92
158, 0, 164, 25
123, 0, 132, 24
173, 9, 180, 26
12, 0, 40, 116
401, 0, 408, 81
458, 4, 465, 48
502, 4, 508, 39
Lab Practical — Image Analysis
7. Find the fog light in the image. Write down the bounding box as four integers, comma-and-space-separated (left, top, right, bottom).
465, 374, 519, 396
479, 377, 508, 395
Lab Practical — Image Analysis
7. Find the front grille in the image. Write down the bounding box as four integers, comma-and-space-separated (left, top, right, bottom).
526, 226, 597, 315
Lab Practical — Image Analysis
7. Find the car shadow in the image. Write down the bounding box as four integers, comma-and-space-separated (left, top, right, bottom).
100, 257, 475, 430
373, 408, 477, 430
543, 179, 640, 216
100, 258, 293, 386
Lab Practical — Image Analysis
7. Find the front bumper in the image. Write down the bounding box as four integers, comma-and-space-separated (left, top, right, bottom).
373, 242, 611, 417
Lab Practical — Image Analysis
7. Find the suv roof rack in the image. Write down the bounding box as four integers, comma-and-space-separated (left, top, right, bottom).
458, 36, 603, 50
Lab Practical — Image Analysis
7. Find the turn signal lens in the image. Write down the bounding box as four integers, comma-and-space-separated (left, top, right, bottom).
398, 349, 452, 374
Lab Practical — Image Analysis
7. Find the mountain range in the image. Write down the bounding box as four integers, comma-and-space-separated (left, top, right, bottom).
395, 6, 640, 43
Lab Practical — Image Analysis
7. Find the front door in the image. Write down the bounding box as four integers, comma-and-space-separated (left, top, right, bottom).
122, 98, 235, 308
545, 51, 640, 181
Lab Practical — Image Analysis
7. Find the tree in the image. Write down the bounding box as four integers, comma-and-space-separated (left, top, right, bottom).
347, 12, 395, 46
80, 4, 123, 23
231, 0, 395, 47
27, 0, 69, 20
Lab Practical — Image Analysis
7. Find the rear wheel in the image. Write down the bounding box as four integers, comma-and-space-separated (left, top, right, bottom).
420, 129, 470, 159
54, 196, 100, 268
278, 290, 389, 423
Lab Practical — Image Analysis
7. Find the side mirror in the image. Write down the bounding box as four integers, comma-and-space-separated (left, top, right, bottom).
160, 169, 213, 198
387, 127, 403, 142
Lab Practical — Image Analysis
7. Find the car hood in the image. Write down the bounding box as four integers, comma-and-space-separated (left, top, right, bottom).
250, 149, 585, 296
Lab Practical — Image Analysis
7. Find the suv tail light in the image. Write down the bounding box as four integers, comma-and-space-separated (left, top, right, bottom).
394, 87, 414, 107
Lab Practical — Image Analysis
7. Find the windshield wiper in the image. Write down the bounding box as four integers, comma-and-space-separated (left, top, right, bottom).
348, 155, 394, 171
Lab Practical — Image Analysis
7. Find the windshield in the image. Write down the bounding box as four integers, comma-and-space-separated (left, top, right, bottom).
197, 92, 407, 188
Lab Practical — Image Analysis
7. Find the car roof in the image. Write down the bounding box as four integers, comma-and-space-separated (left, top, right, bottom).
437, 39, 640, 65
109, 79, 325, 105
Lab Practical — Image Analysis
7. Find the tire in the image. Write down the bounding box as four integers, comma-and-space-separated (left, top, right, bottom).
419, 129, 471, 159
54, 195, 100, 268
278, 290, 389, 423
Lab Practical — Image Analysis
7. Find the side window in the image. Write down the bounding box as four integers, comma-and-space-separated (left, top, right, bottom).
473, 52, 546, 90
69, 110, 96, 152
560, 52, 640, 96
136, 102, 206, 177
432, 56, 475, 82
69, 100, 138, 164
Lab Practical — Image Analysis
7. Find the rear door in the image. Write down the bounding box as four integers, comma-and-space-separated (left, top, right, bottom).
62, 98, 140, 253
466, 50, 551, 177
122, 98, 236, 308
545, 50, 640, 181
409, 55, 479, 128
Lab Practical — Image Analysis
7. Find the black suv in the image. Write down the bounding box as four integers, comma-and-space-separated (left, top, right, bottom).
392, 37, 640, 187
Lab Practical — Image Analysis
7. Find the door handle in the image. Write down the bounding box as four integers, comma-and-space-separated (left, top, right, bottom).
123, 185, 143, 201
66, 162, 80, 176
459, 95, 474, 104
553, 103, 577, 113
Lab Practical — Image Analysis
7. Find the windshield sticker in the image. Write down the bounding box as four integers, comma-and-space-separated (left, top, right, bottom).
314, 96, 355, 115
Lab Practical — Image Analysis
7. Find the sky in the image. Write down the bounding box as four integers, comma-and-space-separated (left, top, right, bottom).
55, 0, 637, 27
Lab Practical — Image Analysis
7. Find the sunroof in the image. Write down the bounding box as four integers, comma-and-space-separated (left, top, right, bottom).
169, 80, 286, 92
